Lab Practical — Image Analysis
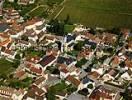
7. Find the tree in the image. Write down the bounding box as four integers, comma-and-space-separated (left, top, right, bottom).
75, 58, 87, 68
12, 60, 20, 68
87, 84, 93, 89
84, 67, 91, 72
110, 27, 121, 35
89, 28, 96, 35
78, 88, 89, 96
64, 14, 70, 24
74, 41, 85, 51
46, 89, 56, 100
15, 54, 21, 60
47, 19, 65, 36
21, 35, 28, 41
39, 11, 48, 18
119, 61, 125, 68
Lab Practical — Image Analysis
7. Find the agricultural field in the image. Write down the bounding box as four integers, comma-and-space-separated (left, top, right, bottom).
53, 0, 132, 28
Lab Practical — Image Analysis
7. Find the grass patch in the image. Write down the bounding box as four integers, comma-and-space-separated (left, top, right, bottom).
8, 77, 33, 89
64, 24, 75, 33
25, 47, 46, 57
48, 81, 77, 94
0, 59, 15, 75
67, 50, 79, 57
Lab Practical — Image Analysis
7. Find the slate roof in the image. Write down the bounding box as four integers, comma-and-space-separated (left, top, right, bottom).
0, 23, 9, 32
85, 39, 97, 47
66, 34, 76, 43
57, 56, 75, 65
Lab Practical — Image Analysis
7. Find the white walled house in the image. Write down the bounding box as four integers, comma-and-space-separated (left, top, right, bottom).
1, 49, 17, 59
60, 68, 70, 79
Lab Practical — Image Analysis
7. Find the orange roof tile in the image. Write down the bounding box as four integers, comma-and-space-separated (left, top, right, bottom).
66, 75, 80, 87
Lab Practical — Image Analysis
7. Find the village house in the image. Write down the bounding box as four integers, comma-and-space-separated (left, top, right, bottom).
44, 74, 61, 86
23, 85, 46, 100
37, 31, 45, 42
67, 92, 88, 100
59, 68, 70, 79
77, 47, 93, 60
0, 86, 25, 100
63, 34, 76, 52
25, 63, 43, 75
103, 68, 119, 81
6, 23, 24, 38
0, 9, 2, 17
57, 56, 76, 68
0, 23, 10, 32
87, 71, 101, 82
1, 47, 17, 59
24, 18, 44, 31
55, 92, 67, 100
125, 59, 132, 71
15, 40, 31, 50
111, 56, 120, 68
33, 76, 46, 89
14, 70, 27, 80
120, 71, 131, 80
0, 33, 12, 48
18, 0, 36, 5
89, 85, 116, 100
38, 55, 57, 71
24, 29, 38, 42
66, 75, 83, 90
102, 32, 117, 46
26, 56, 41, 64
3, 8, 20, 22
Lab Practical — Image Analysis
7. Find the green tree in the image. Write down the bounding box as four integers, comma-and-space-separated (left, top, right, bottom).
75, 58, 87, 68
21, 35, 29, 41
47, 19, 65, 36
46, 90, 55, 100
12, 60, 20, 68
64, 14, 70, 24
74, 41, 85, 51
15, 54, 21, 60
87, 84, 93, 89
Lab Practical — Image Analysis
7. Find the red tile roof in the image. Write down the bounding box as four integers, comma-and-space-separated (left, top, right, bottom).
60, 68, 69, 74
15, 70, 26, 78
89, 86, 115, 100
34, 77, 45, 86
39, 55, 56, 67
0, 34, 11, 47
26, 63, 42, 74
30, 67, 42, 75
66, 75, 80, 87
88, 71, 100, 79
112, 56, 120, 65
125, 60, 132, 68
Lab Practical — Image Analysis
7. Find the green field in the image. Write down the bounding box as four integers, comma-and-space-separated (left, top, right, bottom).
0, 59, 15, 75
53, 0, 132, 28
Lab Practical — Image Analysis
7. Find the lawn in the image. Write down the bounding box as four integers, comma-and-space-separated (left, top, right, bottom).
0, 59, 15, 75
25, 47, 46, 57
47, 81, 77, 99
67, 50, 79, 57
52, 0, 132, 29
64, 24, 75, 33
